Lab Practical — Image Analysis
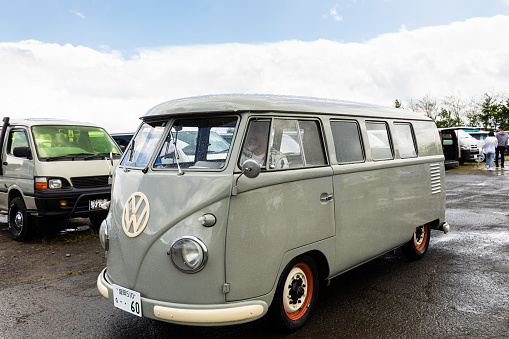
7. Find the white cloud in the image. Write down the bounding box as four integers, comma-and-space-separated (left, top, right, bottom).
70, 10, 85, 19
329, 7, 343, 21
1, 15, 509, 132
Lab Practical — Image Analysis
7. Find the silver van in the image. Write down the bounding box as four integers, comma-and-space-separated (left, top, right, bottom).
0, 118, 122, 241
97, 95, 449, 330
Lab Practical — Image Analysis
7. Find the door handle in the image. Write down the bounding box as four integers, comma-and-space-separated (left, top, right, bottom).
2, 162, 7, 166
320, 194, 333, 202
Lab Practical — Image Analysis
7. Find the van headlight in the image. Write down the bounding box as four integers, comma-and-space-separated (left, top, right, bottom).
169, 236, 208, 273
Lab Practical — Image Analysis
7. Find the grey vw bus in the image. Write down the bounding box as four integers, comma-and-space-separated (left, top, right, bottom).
97, 95, 449, 330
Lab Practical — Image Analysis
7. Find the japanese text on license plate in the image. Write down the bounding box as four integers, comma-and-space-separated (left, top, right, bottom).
112, 284, 142, 317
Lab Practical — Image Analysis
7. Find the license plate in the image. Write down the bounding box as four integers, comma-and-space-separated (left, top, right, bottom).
112, 284, 142, 317
89, 198, 108, 210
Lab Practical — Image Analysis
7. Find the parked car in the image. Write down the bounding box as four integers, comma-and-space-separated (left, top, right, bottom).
110, 132, 134, 151
439, 127, 480, 166
0, 117, 122, 240
97, 94, 449, 331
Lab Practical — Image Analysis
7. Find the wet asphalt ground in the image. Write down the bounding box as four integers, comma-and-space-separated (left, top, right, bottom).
0, 169, 508, 338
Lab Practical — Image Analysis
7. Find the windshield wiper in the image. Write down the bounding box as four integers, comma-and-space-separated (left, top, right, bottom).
44, 153, 99, 161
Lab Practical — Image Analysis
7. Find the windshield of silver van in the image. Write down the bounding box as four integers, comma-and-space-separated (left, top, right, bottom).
32, 125, 121, 160
121, 117, 237, 170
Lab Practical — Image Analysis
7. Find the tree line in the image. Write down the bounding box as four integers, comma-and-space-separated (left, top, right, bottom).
395, 92, 509, 129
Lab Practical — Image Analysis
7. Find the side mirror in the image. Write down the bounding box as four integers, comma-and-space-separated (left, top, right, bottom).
13, 146, 31, 159
232, 159, 261, 196
241, 159, 261, 179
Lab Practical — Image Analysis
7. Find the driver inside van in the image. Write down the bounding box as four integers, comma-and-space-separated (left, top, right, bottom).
240, 121, 289, 170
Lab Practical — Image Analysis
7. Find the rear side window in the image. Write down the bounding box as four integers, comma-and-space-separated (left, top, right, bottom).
330, 120, 364, 163
394, 123, 417, 158
366, 121, 393, 160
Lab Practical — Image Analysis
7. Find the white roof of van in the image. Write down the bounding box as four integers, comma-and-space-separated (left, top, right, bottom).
4, 118, 102, 128
143, 94, 431, 121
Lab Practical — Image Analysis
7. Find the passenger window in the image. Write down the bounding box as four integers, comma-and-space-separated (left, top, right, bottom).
7, 130, 29, 154
239, 119, 326, 170
330, 120, 364, 163
394, 123, 417, 158
366, 121, 393, 160
270, 119, 326, 169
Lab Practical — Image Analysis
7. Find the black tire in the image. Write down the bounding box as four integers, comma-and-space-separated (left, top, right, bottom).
270, 255, 319, 331
401, 224, 430, 261
89, 214, 106, 231
8, 197, 34, 241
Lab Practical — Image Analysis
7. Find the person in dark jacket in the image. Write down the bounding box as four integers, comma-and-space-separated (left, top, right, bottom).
495, 126, 509, 169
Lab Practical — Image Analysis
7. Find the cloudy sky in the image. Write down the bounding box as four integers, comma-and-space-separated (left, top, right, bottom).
1, 0, 509, 132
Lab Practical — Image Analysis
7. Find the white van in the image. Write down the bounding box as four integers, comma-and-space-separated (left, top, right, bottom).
97, 95, 449, 330
0, 118, 122, 241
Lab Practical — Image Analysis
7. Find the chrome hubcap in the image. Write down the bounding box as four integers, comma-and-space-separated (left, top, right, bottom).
14, 211, 23, 229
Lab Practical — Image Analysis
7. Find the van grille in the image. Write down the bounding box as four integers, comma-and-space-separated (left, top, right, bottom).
429, 163, 442, 195
71, 175, 109, 188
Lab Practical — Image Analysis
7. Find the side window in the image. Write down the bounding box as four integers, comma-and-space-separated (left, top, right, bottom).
271, 119, 326, 169
366, 121, 393, 160
239, 120, 271, 169
7, 130, 29, 155
394, 123, 417, 158
330, 120, 364, 163
239, 118, 326, 170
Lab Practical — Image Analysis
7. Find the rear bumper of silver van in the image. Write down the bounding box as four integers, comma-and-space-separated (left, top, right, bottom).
97, 268, 268, 326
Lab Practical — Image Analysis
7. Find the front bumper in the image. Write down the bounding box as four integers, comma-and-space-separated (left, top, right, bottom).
34, 187, 110, 218
97, 268, 268, 326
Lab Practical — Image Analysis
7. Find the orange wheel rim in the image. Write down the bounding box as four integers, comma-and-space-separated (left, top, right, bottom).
414, 224, 428, 252
283, 262, 314, 320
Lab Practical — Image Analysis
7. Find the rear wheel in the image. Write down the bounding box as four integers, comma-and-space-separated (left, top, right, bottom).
8, 197, 34, 241
401, 224, 430, 260
270, 255, 319, 331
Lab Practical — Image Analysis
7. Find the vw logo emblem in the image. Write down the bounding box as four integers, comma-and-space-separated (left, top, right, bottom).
122, 192, 150, 238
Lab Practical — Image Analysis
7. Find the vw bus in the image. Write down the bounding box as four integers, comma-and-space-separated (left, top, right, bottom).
0, 118, 122, 241
97, 95, 449, 330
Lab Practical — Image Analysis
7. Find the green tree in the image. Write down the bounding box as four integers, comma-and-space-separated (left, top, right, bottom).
394, 99, 402, 109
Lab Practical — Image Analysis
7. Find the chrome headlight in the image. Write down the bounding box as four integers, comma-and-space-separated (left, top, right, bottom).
48, 179, 62, 189
99, 219, 109, 252
169, 236, 208, 273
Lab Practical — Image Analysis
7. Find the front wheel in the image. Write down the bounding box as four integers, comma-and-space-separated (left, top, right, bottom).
401, 224, 430, 261
8, 197, 34, 241
270, 255, 319, 331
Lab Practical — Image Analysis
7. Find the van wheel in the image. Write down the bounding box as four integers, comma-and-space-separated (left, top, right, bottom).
270, 255, 319, 331
8, 197, 34, 241
401, 224, 430, 261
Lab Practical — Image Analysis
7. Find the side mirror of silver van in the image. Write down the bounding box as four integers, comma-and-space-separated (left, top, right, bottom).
232, 159, 261, 196
241, 159, 261, 179
13, 146, 31, 159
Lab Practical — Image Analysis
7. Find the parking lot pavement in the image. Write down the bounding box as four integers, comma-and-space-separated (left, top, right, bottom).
0, 171, 508, 338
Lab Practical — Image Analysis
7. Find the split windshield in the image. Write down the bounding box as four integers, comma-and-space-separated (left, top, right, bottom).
121, 117, 237, 170
32, 125, 121, 160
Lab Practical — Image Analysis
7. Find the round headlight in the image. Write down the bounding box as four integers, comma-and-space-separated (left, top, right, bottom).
169, 236, 208, 273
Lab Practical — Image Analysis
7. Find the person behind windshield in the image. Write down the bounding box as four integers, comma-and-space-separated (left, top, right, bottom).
240, 122, 289, 170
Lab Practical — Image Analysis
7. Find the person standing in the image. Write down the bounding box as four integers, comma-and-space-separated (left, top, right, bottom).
495, 126, 509, 169
483, 131, 498, 170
